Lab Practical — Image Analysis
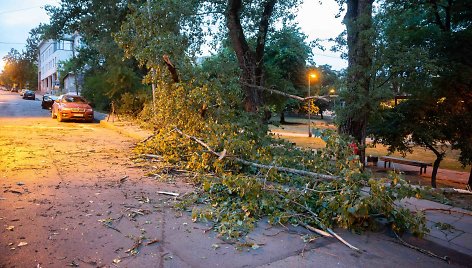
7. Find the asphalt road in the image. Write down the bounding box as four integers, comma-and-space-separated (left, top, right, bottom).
0, 90, 460, 268
0, 91, 51, 118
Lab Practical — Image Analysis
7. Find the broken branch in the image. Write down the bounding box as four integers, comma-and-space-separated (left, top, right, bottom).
299, 222, 333, 237
173, 128, 338, 181
274, 191, 359, 251
142, 154, 163, 160
394, 232, 449, 263
157, 191, 179, 197
241, 82, 332, 102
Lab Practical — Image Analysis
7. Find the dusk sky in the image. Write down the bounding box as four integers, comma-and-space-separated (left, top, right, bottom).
0, 0, 347, 71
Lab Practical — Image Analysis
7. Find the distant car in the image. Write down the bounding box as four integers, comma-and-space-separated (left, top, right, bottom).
22, 90, 35, 100
10, 88, 18, 92
19, 89, 26, 96
51, 94, 94, 122
41, 94, 59, 109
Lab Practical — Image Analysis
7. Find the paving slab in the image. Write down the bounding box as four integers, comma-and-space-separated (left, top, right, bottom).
449, 232, 472, 253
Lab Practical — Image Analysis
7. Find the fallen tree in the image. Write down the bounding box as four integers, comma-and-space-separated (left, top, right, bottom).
134, 79, 428, 242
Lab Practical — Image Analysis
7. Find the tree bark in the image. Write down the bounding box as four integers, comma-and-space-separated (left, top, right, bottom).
339, 0, 374, 165
431, 157, 442, 188
226, 0, 276, 113
427, 144, 445, 188
468, 168, 472, 190
280, 111, 286, 124
163, 55, 179, 83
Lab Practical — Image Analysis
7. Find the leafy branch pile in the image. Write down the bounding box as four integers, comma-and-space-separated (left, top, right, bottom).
135, 79, 427, 240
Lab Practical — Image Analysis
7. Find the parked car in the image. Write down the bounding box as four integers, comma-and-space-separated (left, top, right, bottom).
10, 88, 18, 92
41, 94, 59, 109
22, 90, 35, 100
19, 89, 26, 96
51, 94, 94, 122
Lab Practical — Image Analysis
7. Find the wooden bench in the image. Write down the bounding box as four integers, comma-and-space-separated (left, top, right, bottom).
379, 156, 432, 174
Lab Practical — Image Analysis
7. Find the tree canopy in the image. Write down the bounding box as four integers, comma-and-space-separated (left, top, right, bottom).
369, 0, 472, 187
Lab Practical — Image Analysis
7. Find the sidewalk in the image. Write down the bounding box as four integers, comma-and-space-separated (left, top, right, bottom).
401, 197, 472, 258
99, 117, 472, 266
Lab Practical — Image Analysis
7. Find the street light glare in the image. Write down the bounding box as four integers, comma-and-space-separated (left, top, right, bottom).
309, 73, 317, 78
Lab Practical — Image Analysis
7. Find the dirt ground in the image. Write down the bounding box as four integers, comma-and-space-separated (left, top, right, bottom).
0, 117, 195, 267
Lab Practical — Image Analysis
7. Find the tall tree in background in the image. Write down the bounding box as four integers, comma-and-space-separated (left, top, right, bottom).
337, 0, 374, 163
1, 48, 37, 89
44, 0, 144, 109
369, 0, 472, 187
263, 26, 313, 122
225, 0, 303, 113
116, 0, 304, 115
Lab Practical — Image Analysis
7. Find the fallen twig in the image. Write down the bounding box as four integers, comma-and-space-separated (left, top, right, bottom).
157, 191, 179, 197
299, 222, 333, 237
103, 222, 121, 233
393, 232, 450, 263
141, 134, 156, 143
126, 238, 143, 255
146, 239, 160, 246
440, 188, 472, 195
119, 176, 128, 184
274, 192, 359, 251
142, 154, 163, 160
173, 128, 338, 181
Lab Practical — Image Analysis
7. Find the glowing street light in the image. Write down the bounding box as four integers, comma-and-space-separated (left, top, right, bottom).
307, 72, 317, 137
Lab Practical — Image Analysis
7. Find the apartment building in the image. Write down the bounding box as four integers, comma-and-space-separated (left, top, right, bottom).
37, 33, 81, 94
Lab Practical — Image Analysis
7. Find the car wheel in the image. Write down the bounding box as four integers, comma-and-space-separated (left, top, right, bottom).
57, 112, 63, 122
51, 109, 57, 119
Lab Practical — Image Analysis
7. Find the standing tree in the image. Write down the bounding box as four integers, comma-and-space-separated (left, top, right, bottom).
263, 26, 313, 122
336, 0, 375, 163
2, 48, 37, 90
369, 0, 472, 188
226, 0, 302, 113
116, 0, 304, 115
44, 0, 145, 108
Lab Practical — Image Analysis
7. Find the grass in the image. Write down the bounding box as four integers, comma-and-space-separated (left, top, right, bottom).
270, 116, 471, 173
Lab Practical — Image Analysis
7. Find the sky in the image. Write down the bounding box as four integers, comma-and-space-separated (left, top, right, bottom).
0, 0, 347, 72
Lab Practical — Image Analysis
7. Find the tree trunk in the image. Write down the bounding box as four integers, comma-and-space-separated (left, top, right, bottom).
468, 168, 472, 190
427, 144, 445, 188
226, 0, 276, 113
431, 157, 441, 188
280, 111, 286, 124
339, 0, 374, 165
320, 111, 324, 120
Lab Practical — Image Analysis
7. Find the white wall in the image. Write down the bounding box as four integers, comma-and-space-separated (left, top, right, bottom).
38, 39, 74, 81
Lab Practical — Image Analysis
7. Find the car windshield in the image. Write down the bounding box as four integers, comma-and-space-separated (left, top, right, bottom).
64, 96, 87, 103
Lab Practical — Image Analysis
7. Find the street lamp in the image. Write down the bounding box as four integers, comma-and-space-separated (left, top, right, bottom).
307, 72, 317, 137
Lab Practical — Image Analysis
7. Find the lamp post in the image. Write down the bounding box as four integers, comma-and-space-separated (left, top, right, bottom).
307, 72, 317, 137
